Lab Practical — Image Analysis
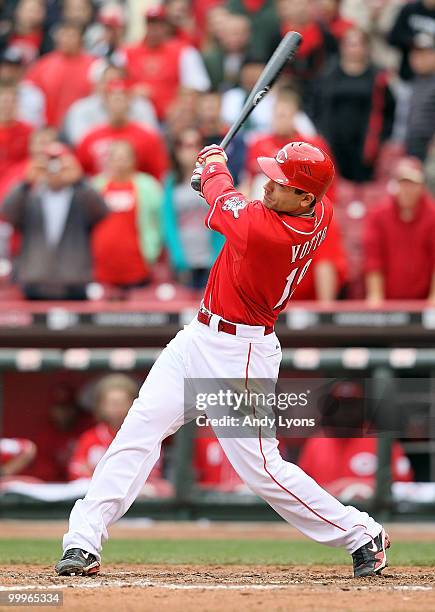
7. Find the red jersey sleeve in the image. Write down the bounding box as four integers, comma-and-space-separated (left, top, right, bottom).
363, 210, 384, 273
201, 162, 260, 254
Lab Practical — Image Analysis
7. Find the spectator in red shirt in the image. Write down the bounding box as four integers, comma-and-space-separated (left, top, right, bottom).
122, 6, 210, 120
69, 374, 172, 497
0, 82, 33, 179
364, 156, 435, 304
243, 86, 334, 200
194, 427, 248, 492
25, 20, 96, 127
0, 437, 36, 478
292, 218, 348, 301
298, 381, 413, 501
76, 79, 168, 179
92, 139, 163, 288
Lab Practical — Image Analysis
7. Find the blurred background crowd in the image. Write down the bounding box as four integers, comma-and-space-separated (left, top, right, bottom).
0, 0, 434, 501
0, 0, 433, 303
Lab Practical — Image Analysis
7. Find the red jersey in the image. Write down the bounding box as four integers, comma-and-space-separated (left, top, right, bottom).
298, 437, 413, 486
245, 132, 337, 203
25, 51, 95, 126
92, 180, 150, 285
201, 162, 333, 326
364, 193, 435, 300
194, 436, 244, 490
123, 39, 185, 120
0, 121, 33, 177
292, 218, 347, 300
69, 423, 162, 481
76, 122, 168, 179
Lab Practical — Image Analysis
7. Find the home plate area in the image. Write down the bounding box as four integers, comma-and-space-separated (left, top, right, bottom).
1, 565, 434, 612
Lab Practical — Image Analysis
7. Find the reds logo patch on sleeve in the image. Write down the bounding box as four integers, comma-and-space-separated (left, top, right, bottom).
222, 196, 247, 219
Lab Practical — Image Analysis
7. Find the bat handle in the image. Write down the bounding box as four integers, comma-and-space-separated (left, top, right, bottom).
191, 163, 204, 194
191, 173, 202, 192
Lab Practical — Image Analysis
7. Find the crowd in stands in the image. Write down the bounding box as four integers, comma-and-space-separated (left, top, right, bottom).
0, 0, 432, 302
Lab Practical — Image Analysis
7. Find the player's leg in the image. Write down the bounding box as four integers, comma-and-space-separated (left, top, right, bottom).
61, 329, 193, 561
193, 326, 382, 554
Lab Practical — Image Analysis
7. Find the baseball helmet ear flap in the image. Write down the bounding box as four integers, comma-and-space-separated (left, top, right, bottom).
257, 141, 335, 200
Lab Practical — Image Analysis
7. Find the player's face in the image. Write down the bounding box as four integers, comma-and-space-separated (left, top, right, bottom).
262, 179, 313, 214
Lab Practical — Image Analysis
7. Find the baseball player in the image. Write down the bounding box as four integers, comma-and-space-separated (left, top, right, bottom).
55, 142, 390, 579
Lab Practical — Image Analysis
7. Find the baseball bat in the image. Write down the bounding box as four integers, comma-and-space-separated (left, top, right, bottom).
192, 31, 303, 192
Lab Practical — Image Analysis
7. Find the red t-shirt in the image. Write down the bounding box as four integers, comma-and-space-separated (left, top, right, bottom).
76, 122, 168, 179
245, 132, 337, 203
364, 193, 435, 299
194, 436, 244, 490
298, 437, 413, 486
25, 51, 95, 127
292, 218, 347, 300
0, 121, 33, 177
92, 180, 150, 285
68, 422, 162, 481
201, 162, 333, 326
123, 39, 185, 120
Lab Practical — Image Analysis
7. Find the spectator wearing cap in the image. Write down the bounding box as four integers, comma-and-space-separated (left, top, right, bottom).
122, 6, 210, 120
25, 20, 96, 127
92, 139, 163, 289
364, 156, 435, 304
404, 32, 435, 161
0, 0, 52, 64
313, 27, 396, 182
0, 82, 33, 179
90, 4, 127, 61
75, 79, 168, 179
2, 142, 108, 300
62, 62, 157, 146
0, 46, 45, 127
388, 0, 435, 81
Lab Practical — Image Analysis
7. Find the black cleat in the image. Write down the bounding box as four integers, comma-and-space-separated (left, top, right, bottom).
352, 528, 390, 577
55, 548, 100, 576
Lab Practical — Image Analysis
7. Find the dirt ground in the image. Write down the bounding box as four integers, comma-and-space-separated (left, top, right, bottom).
1, 564, 434, 612
0, 522, 434, 612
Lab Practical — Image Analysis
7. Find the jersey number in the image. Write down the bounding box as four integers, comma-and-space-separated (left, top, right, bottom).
273, 259, 313, 309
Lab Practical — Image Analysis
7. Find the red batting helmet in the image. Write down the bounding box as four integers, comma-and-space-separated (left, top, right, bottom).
257, 141, 335, 201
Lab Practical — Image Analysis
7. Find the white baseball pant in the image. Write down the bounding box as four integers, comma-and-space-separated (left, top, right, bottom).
63, 316, 381, 557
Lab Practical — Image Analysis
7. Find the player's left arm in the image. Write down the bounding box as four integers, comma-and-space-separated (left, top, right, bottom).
194, 145, 264, 254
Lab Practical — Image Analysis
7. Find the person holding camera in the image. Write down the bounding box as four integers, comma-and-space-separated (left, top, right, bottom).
2, 141, 108, 300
